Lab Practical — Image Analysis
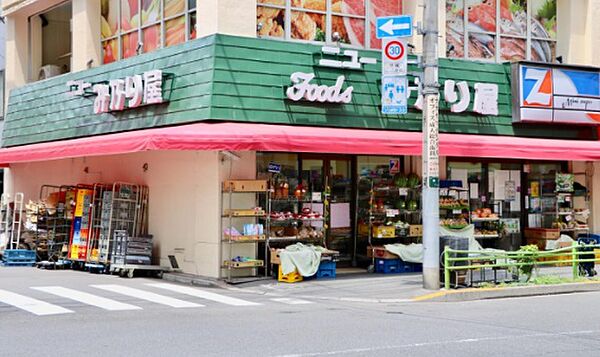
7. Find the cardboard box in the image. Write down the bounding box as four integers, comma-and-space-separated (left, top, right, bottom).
270, 248, 281, 265
372, 226, 395, 238
409, 225, 423, 237
358, 223, 370, 236
223, 180, 267, 192
367, 246, 399, 259
524, 228, 560, 240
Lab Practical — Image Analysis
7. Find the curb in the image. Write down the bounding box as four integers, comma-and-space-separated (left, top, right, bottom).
162, 272, 222, 288
412, 281, 600, 302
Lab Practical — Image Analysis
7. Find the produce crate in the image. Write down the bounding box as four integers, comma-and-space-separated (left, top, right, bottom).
316, 260, 336, 279
409, 225, 423, 237
367, 246, 399, 259
223, 180, 268, 192
278, 265, 303, 283
374, 258, 401, 274
358, 223, 370, 236
2, 249, 36, 266
372, 226, 395, 238
270, 248, 281, 265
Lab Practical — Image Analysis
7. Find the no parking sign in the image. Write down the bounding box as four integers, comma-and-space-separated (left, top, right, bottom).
382, 38, 407, 76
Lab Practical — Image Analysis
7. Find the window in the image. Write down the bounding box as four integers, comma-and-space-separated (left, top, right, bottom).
446, 0, 556, 62
257, 0, 402, 49
29, 1, 73, 81
101, 0, 197, 64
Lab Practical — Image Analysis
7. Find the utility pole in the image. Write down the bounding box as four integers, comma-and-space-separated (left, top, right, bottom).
421, 0, 440, 290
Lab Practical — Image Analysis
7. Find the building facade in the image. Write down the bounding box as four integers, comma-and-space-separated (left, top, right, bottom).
2, 0, 600, 279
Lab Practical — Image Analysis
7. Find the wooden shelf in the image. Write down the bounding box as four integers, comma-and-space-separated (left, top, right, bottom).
222, 234, 266, 243
474, 234, 499, 239
471, 217, 500, 222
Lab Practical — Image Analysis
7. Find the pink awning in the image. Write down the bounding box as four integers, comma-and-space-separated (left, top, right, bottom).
0, 122, 599, 164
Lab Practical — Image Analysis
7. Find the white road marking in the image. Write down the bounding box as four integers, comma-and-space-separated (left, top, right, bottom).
146, 283, 261, 306
275, 330, 600, 357
31, 286, 141, 311
91, 284, 204, 308
270, 298, 313, 305
0, 289, 73, 316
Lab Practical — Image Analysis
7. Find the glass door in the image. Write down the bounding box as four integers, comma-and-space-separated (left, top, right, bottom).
328, 158, 353, 263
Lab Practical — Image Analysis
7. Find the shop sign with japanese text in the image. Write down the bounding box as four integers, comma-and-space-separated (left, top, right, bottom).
513, 62, 600, 125
66, 70, 165, 114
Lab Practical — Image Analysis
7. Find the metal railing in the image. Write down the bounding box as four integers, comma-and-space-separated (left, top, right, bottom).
443, 242, 600, 289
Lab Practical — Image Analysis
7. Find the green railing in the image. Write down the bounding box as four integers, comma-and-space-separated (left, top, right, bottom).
443, 242, 600, 289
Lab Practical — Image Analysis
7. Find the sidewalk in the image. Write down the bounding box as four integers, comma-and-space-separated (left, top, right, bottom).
227, 272, 431, 303
225, 267, 600, 303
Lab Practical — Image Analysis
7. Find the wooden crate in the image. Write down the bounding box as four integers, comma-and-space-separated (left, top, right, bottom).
223, 180, 267, 192
270, 248, 281, 265
409, 225, 423, 237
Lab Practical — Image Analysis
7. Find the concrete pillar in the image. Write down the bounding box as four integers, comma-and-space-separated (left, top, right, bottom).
72, 0, 101, 71
196, 0, 257, 38
30, 15, 42, 81
556, 0, 600, 66
5, 14, 28, 96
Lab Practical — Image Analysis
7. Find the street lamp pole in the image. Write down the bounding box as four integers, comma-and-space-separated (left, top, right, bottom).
421, 0, 441, 290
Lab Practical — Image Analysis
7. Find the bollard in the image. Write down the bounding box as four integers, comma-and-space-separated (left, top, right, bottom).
444, 247, 450, 290
572, 241, 578, 279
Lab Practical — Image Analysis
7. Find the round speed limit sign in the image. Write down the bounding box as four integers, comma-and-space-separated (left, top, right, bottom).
384, 40, 405, 61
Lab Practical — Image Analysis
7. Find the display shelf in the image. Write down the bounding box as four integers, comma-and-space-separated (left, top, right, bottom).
221, 180, 269, 283
474, 234, 499, 239
471, 217, 500, 222
270, 218, 324, 223
268, 236, 323, 242
222, 260, 265, 268
222, 210, 266, 217
222, 234, 266, 243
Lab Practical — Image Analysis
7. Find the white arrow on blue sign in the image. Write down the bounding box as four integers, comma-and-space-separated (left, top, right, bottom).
376, 15, 413, 39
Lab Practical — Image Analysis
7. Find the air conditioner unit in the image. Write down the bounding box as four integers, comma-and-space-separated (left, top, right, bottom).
38, 65, 62, 80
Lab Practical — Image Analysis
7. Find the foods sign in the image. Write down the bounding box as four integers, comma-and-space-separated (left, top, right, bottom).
513, 63, 600, 125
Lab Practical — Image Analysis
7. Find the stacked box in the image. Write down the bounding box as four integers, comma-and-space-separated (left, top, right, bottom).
316, 260, 336, 279
111, 230, 153, 265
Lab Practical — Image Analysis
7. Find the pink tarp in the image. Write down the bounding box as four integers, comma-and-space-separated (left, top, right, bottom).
0, 122, 599, 164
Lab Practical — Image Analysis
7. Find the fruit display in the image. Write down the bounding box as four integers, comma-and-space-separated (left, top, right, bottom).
439, 198, 469, 209
394, 174, 408, 188
474, 229, 498, 237
270, 208, 322, 221
471, 208, 498, 219
440, 218, 468, 229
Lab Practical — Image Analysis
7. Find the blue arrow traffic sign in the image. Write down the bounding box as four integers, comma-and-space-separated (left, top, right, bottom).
376, 15, 413, 39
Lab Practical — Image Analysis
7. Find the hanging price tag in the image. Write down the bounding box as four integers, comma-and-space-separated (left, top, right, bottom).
565, 215, 572, 222
452, 209, 462, 214
398, 188, 409, 196
386, 209, 399, 217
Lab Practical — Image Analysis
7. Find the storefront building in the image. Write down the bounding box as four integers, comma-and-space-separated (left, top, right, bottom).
1, 0, 600, 279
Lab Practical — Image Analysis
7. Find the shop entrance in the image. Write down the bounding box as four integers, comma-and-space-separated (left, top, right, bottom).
300, 155, 355, 264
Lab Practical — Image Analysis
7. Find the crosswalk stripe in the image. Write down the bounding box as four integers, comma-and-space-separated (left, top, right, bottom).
146, 283, 261, 306
90, 285, 204, 308
0, 289, 73, 316
31, 286, 142, 311
270, 298, 313, 305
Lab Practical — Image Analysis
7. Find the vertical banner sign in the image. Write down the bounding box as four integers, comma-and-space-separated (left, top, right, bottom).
70, 189, 93, 260
378, 16, 411, 116
423, 95, 440, 188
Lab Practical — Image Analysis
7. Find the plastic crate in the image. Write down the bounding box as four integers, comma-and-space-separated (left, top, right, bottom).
375, 258, 400, 274
316, 260, 336, 279
1, 249, 36, 267
278, 265, 303, 283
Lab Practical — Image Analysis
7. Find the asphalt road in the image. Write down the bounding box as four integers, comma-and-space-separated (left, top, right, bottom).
2, 268, 600, 356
